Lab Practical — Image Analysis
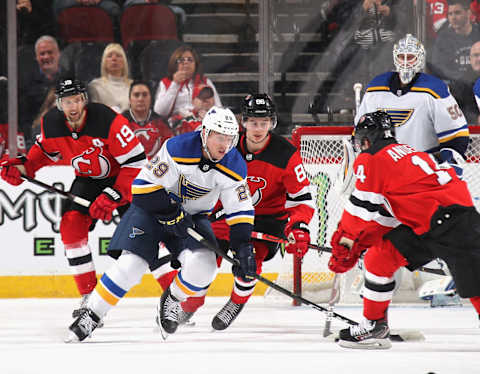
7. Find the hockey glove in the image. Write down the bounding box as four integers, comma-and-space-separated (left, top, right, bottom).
232, 244, 257, 282
157, 204, 193, 239
328, 228, 363, 274
285, 222, 310, 258
0, 156, 27, 186
438, 148, 464, 179
89, 187, 123, 221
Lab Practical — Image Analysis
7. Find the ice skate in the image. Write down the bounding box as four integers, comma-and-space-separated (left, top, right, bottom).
177, 307, 195, 327
65, 308, 101, 343
338, 318, 391, 349
155, 287, 181, 339
211, 299, 245, 331
72, 293, 104, 328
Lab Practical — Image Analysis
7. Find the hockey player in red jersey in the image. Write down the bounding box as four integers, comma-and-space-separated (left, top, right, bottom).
176, 93, 315, 330
0, 78, 146, 316
329, 111, 480, 349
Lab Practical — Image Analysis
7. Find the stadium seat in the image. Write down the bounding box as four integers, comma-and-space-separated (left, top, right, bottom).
56, 7, 114, 44
139, 39, 183, 84
121, 4, 179, 79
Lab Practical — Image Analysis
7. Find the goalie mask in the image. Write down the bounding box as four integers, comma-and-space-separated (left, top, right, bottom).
55, 78, 88, 111
242, 93, 277, 129
393, 34, 425, 85
354, 111, 395, 151
201, 106, 239, 161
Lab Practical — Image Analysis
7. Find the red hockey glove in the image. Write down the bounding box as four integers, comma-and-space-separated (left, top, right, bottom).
0, 156, 26, 186
328, 228, 362, 274
285, 222, 310, 258
89, 187, 123, 221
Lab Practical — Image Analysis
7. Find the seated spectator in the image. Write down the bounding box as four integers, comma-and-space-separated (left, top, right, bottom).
52, 0, 120, 19
451, 41, 480, 124
19, 35, 65, 149
426, 0, 448, 40
153, 45, 221, 120
430, 0, 480, 84
88, 43, 132, 113
168, 86, 215, 134
122, 80, 174, 159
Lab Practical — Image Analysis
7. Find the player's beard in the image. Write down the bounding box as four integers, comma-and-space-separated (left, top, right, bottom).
66, 109, 86, 130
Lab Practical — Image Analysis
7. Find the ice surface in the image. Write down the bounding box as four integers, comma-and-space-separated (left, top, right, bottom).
0, 297, 479, 374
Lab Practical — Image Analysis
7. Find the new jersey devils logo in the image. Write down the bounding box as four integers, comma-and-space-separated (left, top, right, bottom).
247, 176, 267, 206
71, 146, 111, 178
134, 127, 163, 158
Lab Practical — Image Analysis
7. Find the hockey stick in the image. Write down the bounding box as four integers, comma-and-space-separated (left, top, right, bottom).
187, 227, 422, 342
20, 175, 91, 208
323, 273, 341, 337
353, 82, 363, 115
251, 231, 447, 276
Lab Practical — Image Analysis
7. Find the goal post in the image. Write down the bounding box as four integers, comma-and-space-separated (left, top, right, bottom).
276, 124, 480, 305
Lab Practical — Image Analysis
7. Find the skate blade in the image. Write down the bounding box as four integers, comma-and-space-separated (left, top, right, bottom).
64, 330, 80, 344
338, 338, 392, 350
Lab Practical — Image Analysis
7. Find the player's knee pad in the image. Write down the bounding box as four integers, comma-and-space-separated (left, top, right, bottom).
106, 251, 149, 290
60, 210, 92, 245
178, 248, 217, 287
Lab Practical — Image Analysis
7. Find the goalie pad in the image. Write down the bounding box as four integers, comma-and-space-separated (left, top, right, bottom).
418, 275, 457, 299
334, 138, 356, 196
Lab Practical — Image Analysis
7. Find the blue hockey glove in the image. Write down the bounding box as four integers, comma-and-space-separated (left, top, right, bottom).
439, 148, 464, 179
157, 204, 193, 238
232, 244, 257, 282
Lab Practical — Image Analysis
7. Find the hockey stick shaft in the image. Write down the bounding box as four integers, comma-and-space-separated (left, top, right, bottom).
186, 227, 359, 326
251, 231, 447, 276
21, 175, 91, 208
353, 82, 363, 113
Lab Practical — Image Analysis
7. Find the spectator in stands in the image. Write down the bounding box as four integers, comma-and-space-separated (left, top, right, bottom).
430, 0, 480, 84
52, 0, 120, 19
153, 45, 221, 120
425, 0, 448, 40
19, 35, 64, 149
88, 43, 132, 113
450, 41, 480, 125
167, 86, 215, 134
122, 80, 173, 159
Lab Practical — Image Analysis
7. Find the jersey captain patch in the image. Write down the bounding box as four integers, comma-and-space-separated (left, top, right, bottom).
378, 109, 414, 127
172, 174, 212, 203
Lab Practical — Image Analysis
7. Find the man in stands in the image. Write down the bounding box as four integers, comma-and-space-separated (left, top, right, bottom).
0, 78, 146, 318
329, 111, 480, 349
174, 94, 315, 330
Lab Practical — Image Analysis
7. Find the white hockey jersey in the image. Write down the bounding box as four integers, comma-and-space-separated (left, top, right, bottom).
355, 72, 469, 153
132, 131, 254, 227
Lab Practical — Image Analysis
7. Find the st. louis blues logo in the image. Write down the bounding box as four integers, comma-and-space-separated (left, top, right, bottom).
129, 227, 145, 238
380, 109, 414, 127
173, 174, 211, 202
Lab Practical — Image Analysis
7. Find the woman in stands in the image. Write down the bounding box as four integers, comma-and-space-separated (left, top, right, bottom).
88, 43, 132, 113
153, 45, 221, 120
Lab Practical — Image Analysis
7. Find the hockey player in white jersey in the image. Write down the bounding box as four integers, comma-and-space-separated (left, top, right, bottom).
355, 34, 469, 157
65, 106, 256, 342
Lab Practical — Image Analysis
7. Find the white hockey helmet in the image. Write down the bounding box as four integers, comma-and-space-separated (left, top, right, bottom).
201, 106, 239, 159
393, 34, 425, 85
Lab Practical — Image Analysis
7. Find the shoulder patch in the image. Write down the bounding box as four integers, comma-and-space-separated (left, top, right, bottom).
253, 133, 296, 169
412, 73, 449, 99
366, 72, 395, 92
166, 132, 202, 162
42, 108, 72, 138
83, 103, 119, 138
216, 148, 247, 181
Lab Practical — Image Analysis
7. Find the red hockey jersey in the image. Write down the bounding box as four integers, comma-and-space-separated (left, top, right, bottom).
212, 132, 315, 240
339, 139, 473, 247
26, 103, 146, 201
122, 110, 174, 160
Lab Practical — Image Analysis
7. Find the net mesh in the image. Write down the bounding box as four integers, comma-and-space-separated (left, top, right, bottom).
266, 126, 480, 304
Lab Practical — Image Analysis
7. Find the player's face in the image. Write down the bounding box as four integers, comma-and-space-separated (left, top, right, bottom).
61, 94, 86, 123
204, 130, 235, 161
105, 50, 124, 77
176, 51, 196, 78
130, 84, 151, 114
244, 117, 271, 144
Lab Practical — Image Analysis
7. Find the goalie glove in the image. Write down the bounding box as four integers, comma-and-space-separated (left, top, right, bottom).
285, 222, 310, 258
328, 227, 365, 274
89, 187, 123, 221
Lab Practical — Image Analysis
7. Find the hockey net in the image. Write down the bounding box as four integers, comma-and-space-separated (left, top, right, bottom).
266, 125, 480, 304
